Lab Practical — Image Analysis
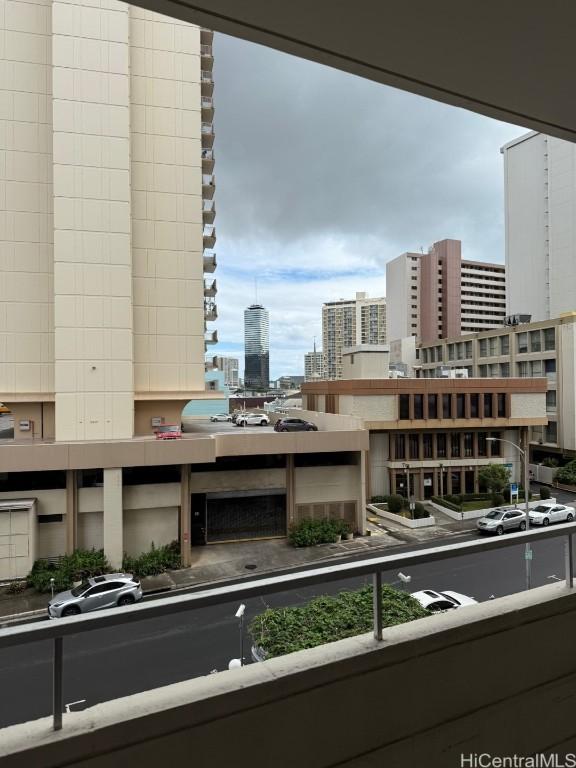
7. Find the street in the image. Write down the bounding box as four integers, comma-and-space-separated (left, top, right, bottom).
0, 518, 573, 730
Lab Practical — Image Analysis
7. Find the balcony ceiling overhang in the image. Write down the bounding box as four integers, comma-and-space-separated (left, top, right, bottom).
133, 0, 576, 142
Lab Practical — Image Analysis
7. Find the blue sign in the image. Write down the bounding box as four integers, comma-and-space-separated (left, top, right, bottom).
510, 483, 518, 495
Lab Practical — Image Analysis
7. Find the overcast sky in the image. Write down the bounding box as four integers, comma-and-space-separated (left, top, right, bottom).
209, 33, 525, 380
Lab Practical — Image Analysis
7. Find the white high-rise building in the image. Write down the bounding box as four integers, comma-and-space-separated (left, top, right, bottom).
209, 356, 240, 388
0, 4, 216, 441
322, 292, 386, 380
304, 351, 323, 381
502, 131, 576, 321
244, 305, 270, 389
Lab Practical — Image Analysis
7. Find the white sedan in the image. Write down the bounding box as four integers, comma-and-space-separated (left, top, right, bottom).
411, 589, 478, 612
529, 502, 575, 526
210, 413, 231, 422
235, 413, 270, 427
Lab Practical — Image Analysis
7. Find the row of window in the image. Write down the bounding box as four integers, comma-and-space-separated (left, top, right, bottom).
398, 392, 507, 420
393, 431, 503, 460
420, 327, 557, 364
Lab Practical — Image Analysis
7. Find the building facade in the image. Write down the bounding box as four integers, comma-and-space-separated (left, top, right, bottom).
304, 351, 323, 381
0, 5, 217, 441
502, 131, 576, 322
244, 304, 270, 390
417, 313, 576, 457
209, 356, 240, 389
386, 239, 506, 344
322, 292, 386, 380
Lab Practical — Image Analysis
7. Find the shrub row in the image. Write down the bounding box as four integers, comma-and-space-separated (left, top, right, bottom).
370, 495, 430, 520
431, 496, 461, 512
288, 518, 352, 548
555, 460, 576, 485
122, 541, 181, 577
28, 549, 110, 593
249, 584, 429, 658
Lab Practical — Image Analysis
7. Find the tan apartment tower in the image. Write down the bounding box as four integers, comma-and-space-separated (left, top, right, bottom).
0, 5, 216, 441
386, 239, 506, 344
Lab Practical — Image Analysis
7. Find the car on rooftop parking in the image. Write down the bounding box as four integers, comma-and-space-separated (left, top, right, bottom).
274, 418, 318, 432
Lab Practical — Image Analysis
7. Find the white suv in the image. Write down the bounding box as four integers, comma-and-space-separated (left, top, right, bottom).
235, 413, 270, 427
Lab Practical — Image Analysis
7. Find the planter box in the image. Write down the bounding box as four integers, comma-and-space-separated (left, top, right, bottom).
366, 504, 435, 529
429, 498, 557, 521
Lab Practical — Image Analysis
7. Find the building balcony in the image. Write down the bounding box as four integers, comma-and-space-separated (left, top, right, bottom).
201, 148, 215, 174
204, 299, 218, 322
203, 225, 216, 249
200, 44, 213, 68
200, 28, 213, 45
205, 329, 218, 345
202, 200, 215, 225
201, 96, 214, 121
203, 253, 217, 273
201, 122, 214, 148
202, 174, 215, 199
200, 70, 213, 96
204, 279, 217, 297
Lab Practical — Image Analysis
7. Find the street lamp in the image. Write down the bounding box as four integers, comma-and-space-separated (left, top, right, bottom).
486, 435, 531, 590
235, 603, 246, 666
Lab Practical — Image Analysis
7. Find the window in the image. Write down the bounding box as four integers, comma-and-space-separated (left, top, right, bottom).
442, 393, 451, 418
500, 335, 509, 355
422, 349, 428, 364
399, 394, 410, 419
394, 434, 406, 460
544, 359, 556, 378
530, 330, 541, 352
530, 360, 542, 377
409, 434, 419, 459
436, 433, 447, 458
543, 327, 556, 351
423, 434, 433, 458
516, 361, 528, 377
450, 433, 460, 458
546, 390, 557, 412
500, 362, 510, 377
479, 365, 487, 378
497, 393, 506, 417
484, 393, 493, 418
488, 337, 497, 356
517, 332, 528, 353
427, 394, 437, 419
448, 344, 455, 361
456, 394, 465, 418
38, 514, 64, 523
477, 432, 487, 457
413, 394, 424, 419
490, 433, 501, 455
429, 348, 435, 363
464, 432, 474, 457
479, 339, 488, 357
545, 421, 558, 443
470, 393, 479, 418
465, 341, 472, 358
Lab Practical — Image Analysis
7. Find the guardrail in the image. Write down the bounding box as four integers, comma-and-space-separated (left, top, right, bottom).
0, 524, 573, 732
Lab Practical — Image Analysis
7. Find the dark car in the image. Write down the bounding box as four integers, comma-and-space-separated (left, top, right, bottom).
274, 418, 318, 432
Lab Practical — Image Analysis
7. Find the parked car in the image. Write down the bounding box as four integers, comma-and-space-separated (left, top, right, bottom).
210, 413, 232, 422
411, 589, 478, 612
529, 502, 575, 526
154, 424, 182, 439
476, 507, 526, 535
48, 573, 143, 618
235, 413, 270, 427
274, 418, 318, 432
231, 412, 246, 424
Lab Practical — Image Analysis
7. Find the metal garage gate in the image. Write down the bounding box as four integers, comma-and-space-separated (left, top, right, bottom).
206, 490, 287, 543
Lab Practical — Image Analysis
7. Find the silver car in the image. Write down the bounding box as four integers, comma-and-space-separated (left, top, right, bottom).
48, 573, 142, 618
476, 507, 527, 535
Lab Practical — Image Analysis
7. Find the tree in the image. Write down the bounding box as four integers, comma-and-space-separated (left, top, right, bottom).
478, 463, 511, 494
555, 460, 576, 485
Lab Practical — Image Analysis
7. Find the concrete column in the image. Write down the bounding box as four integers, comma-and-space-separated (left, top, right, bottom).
65, 470, 77, 554
286, 454, 295, 529
103, 468, 123, 570
359, 451, 368, 533
180, 465, 192, 567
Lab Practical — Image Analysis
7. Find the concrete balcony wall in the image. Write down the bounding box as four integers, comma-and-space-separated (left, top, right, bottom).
3, 583, 576, 767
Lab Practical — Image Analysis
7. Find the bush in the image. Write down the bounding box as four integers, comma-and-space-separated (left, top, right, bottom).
413, 502, 429, 520
249, 584, 429, 659
542, 457, 559, 468
28, 549, 111, 593
491, 493, 505, 507
370, 495, 388, 504
387, 494, 406, 514
289, 519, 351, 547
122, 541, 181, 577
444, 494, 462, 506
555, 460, 576, 485
539, 486, 551, 500
431, 496, 461, 512
6, 581, 27, 594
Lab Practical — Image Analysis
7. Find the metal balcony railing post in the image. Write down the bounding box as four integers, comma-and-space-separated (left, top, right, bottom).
53, 637, 63, 731
373, 571, 383, 641
565, 534, 574, 588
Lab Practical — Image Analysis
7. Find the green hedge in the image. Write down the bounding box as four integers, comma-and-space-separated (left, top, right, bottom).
288, 518, 352, 547
249, 584, 429, 658
555, 460, 576, 485
28, 549, 111, 594
122, 541, 181, 577
431, 496, 461, 512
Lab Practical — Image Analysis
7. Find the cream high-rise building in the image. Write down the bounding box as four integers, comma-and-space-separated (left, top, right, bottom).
0, 1, 216, 441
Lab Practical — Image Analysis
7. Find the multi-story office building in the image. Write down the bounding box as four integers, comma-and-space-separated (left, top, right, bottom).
417, 313, 576, 458
208, 356, 240, 388
322, 292, 386, 379
244, 304, 270, 390
0, 8, 217, 441
386, 239, 506, 344
502, 131, 576, 321
305, 350, 324, 381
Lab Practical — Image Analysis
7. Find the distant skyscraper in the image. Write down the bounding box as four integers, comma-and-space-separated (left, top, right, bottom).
305, 339, 323, 382
322, 292, 387, 380
208, 356, 240, 388
244, 305, 270, 389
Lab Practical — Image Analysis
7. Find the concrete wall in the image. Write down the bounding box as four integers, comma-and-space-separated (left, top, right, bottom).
337, 394, 396, 421
189, 469, 286, 493
123, 507, 178, 556
510, 391, 547, 419
368, 432, 389, 497
5, 584, 576, 767
294, 465, 360, 505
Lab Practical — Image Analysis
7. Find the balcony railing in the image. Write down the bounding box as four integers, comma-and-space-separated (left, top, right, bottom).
203, 225, 216, 248
0, 523, 573, 732
204, 299, 217, 321
203, 253, 217, 273
200, 44, 213, 68
202, 175, 215, 200
201, 149, 214, 173
205, 329, 218, 345
203, 200, 215, 224
201, 96, 214, 121
200, 70, 213, 96
204, 279, 217, 297
200, 28, 213, 45
201, 122, 214, 148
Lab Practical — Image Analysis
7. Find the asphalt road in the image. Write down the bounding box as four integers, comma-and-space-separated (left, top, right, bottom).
0, 523, 574, 730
